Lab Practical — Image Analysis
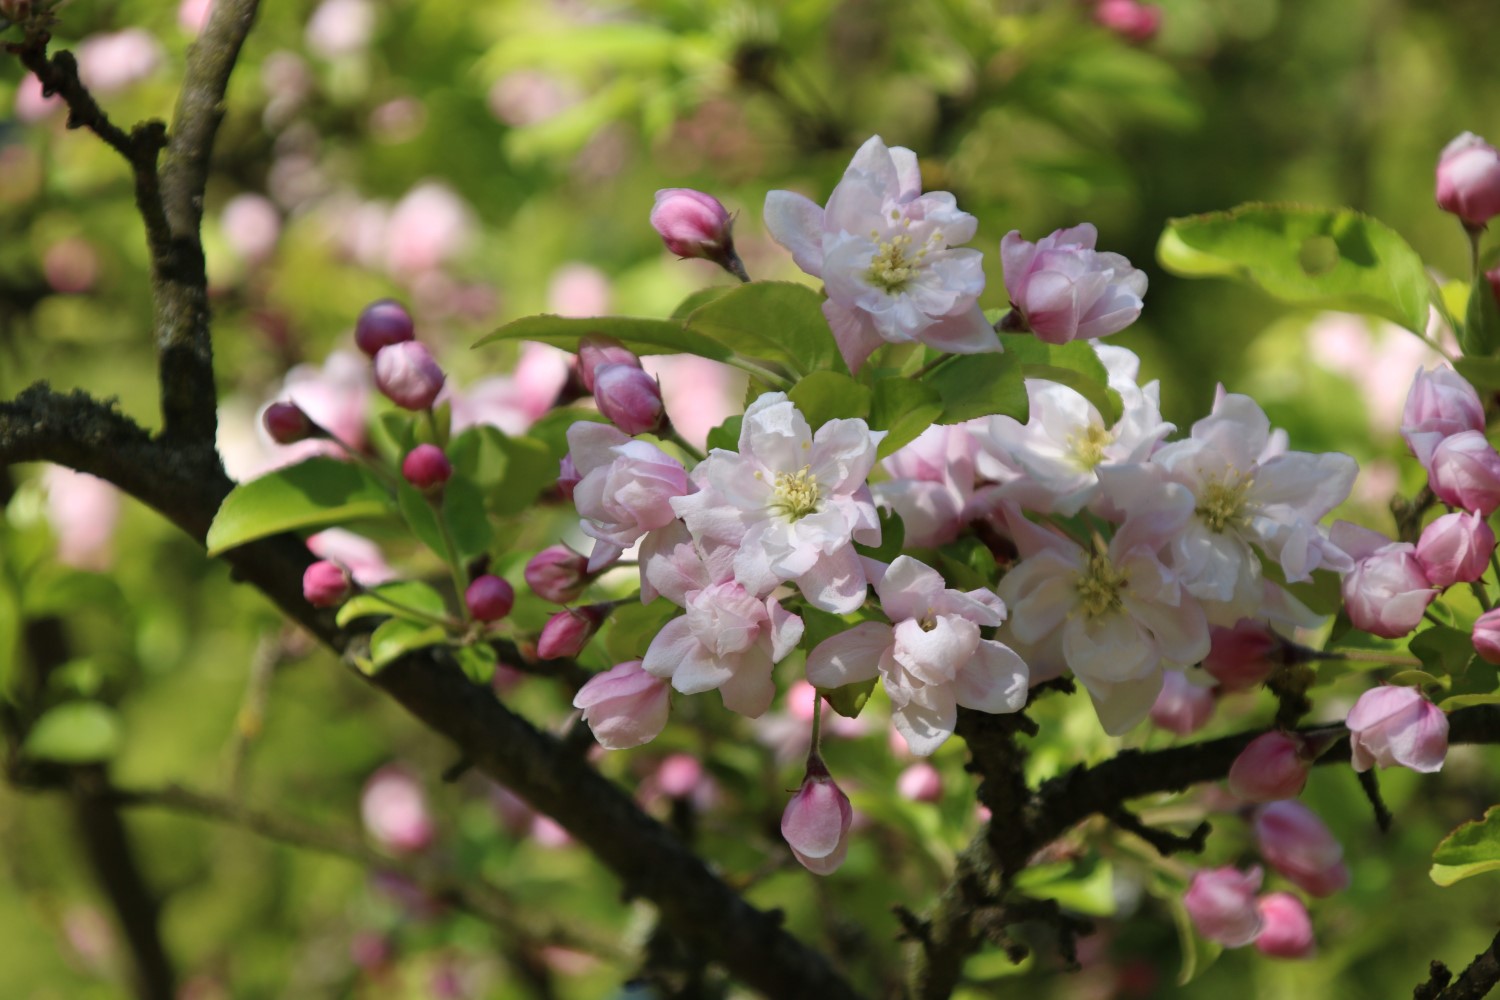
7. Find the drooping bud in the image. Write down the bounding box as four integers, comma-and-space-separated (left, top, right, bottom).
1416, 510, 1495, 588
1252, 801, 1350, 898
537, 604, 608, 659
1346, 685, 1448, 774
465, 575, 515, 623
1228, 731, 1312, 803
401, 443, 452, 491
1203, 619, 1281, 691
577, 336, 641, 394
524, 544, 592, 604
781, 757, 854, 876
1429, 430, 1500, 516
263, 401, 317, 444
593, 363, 667, 436
1148, 670, 1215, 735
360, 765, 435, 854
374, 341, 445, 411
650, 188, 745, 279
1436, 132, 1500, 228
1182, 866, 1264, 947
1474, 607, 1500, 664
572, 660, 670, 749
355, 299, 416, 356
303, 560, 352, 608
896, 762, 944, 803
1254, 892, 1316, 960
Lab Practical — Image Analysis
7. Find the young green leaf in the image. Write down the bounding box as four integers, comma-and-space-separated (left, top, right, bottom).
206, 458, 393, 556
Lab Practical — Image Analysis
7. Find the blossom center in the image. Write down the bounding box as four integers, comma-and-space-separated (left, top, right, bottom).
1075, 551, 1128, 618
1069, 423, 1116, 470
1197, 472, 1253, 534
770, 466, 822, 520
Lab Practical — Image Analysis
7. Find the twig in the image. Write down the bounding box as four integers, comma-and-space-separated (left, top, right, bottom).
1416, 927, 1500, 1000
1356, 768, 1394, 834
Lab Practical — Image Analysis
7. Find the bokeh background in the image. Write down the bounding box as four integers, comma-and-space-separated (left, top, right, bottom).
4, 0, 1500, 996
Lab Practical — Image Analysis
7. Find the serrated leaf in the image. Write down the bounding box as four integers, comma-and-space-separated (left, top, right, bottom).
23, 701, 122, 763
368, 620, 446, 672
786, 371, 871, 429
706, 416, 742, 453
478, 314, 729, 360
1431, 806, 1500, 885
206, 458, 392, 556
1438, 693, 1500, 711
669, 285, 735, 319
1157, 204, 1431, 334
926, 352, 1026, 424
869, 379, 943, 457
684, 281, 841, 376
335, 582, 450, 628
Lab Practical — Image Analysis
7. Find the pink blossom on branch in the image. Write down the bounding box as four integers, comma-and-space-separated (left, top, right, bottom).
781, 759, 854, 875
573, 660, 671, 750
1253, 801, 1350, 897
1000, 224, 1147, 345
1345, 685, 1448, 774
568, 422, 690, 571
1436, 132, 1500, 228
1400, 365, 1484, 467
1329, 521, 1435, 639
1183, 866, 1264, 947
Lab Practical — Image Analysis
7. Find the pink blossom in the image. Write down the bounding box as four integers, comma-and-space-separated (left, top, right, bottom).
303, 560, 352, 608
546, 263, 611, 317
14, 73, 62, 123
1329, 521, 1434, 639
593, 363, 666, 436
1254, 892, 1316, 959
307, 529, 396, 586
42, 238, 100, 294
1094, 0, 1162, 43
305, 0, 375, 58
1416, 510, 1495, 588
487, 70, 580, 127
1148, 671, 1215, 736
525, 545, 591, 604
76, 30, 163, 94
447, 343, 572, 436
753, 681, 868, 765
650, 188, 739, 268
1253, 801, 1350, 897
1228, 731, 1311, 802
640, 354, 744, 451
806, 556, 1028, 754
1183, 866, 1264, 947
1436, 132, 1500, 228
781, 761, 854, 875
1346, 685, 1448, 774
178, 0, 214, 34
220, 194, 281, 264
374, 342, 445, 411
1000, 224, 1147, 345
1429, 430, 1500, 516
361, 766, 435, 853
384, 183, 473, 276
1203, 619, 1280, 691
1401, 366, 1485, 467
1475, 608, 1500, 664
873, 425, 978, 548
897, 762, 944, 803
43, 466, 121, 571
764, 136, 999, 371
568, 422, 690, 570
573, 660, 670, 750
268, 351, 372, 463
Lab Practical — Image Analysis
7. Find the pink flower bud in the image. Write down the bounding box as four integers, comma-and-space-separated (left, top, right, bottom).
897, 762, 944, 803
1254, 892, 1315, 959
1401, 366, 1485, 467
593, 363, 666, 436
572, 660, 670, 749
1148, 670, 1215, 735
401, 443, 452, 490
1429, 430, 1500, 516
374, 341, 445, 411
1094, 0, 1162, 43
537, 605, 607, 660
1330, 522, 1434, 640
303, 559, 352, 607
577, 336, 641, 394
525, 544, 591, 604
1228, 731, 1311, 803
355, 299, 416, 356
1474, 607, 1500, 664
1203, 620, 1280, 691
655, 754, 705, 799
1436, 132, 1500, 228
650, 188, 734, 260
556, 454, 581, 501
1416, 510, 1495, 588
1183, 866, 1264, 947
361, 765, 435, 853
781, 760, 854, 876
263, 401, 316, 444
465, 575, 515, 622
1000, 224, 1147, 344
1346, 685, 1448, 774
1253, 802, 1350, 898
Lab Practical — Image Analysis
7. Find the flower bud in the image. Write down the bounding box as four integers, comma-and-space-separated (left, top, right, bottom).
374, 341, 445, 411
537, 604, 608, 659
897, 762, 943, 803
1346, 685, 1448, 774
1203, 619, 1280, 691
650, 188, 735, 261
355, 299, 416, 356
465, 575, 515, 623
1148, 670, 1215, 735
1000, 224, 1147, 344
1254, 892, 1315, 959
263, 401, 316, 444
401, 443, 452, 490
524, 544, 591, 604
1436, 132, 1500, 228
1429, 430, 1500, 516
577, 336, 642, 394
1228, 731, 1311, 803
303, 559, 352, 608
1401, 366, 1485, 467
1094, 0, 1162, 43
781, 759, 854, 876
593, 363, 666, 436
556, 454, 581, 501
1253, 802, 1350, 898
1416, 510, 1495, 588
1330, 521, 1434, 640
1474, 607, 1500, 664
1183, 866, 1264, 947
360, 765, 435, 854
572, 660, 670, 749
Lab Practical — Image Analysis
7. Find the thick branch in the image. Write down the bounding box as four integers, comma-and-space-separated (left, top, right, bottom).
1416, 927, 1500, 1000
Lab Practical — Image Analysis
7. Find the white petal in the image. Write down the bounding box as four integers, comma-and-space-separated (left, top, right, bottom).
763, 190, 826, 278
805, 621, 892, 689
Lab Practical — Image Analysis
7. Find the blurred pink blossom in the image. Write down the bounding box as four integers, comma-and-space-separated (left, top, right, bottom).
447, 343, 571, 435
487, 70, 580, 127
76, 30, 163, 94
43, 466, 121, 571
360, 765, 435, 854
42, 238, 100, 294
640, 354, 744, 449
1306, 313, 1449, 436
221, 193, 281, 264
307, 529, 397, 586
14, 73, 62, 122
385, 183, 474, 276
178, 0, 214, 34
546, 263, 612, 317
305, 0, 375, 58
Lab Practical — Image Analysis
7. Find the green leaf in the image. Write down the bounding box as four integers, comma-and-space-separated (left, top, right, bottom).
706, 416, 742, 453
1463, 272, 1500, 356
398, 481, 494, 563
786, 371, 871, 429
1002, 334, 1123, 425
1438, 693, 1500, 711
820, 677, 878, 719
23, 701, 122, 763
206, 458, 392, 556
477, 314, 730, 361
454, 643, 499, 685
936, 537, 997, 591
1260, 559, 1343, 617
336, 581, 450, 628
604, 598, 680, 661
368, 619, 447, 672
684, 281, 842, 376
1456, 356, 1500, 393
925, 352, 1026, 424
1014, 860, 1117, 917
869, 379, 943, 457
1410, 624, 1477, 679
669, 285, 735, 319
451, 427, 558, 517
1387, 669, 1444, 689
1157, 204, 1432, 334
1432, 806, 1500, 886
0, 582, 21, 701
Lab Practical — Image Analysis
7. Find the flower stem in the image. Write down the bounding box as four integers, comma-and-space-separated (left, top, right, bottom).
726, 357, 793, 391
809, 690, 825, 758
915, 353, 959, 380
1324, 648, 1423, 667
358, 588, 458, 630
664, 426, 707, 463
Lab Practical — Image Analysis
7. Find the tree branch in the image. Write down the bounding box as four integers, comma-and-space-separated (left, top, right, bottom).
1415, 927, 1500, 1000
